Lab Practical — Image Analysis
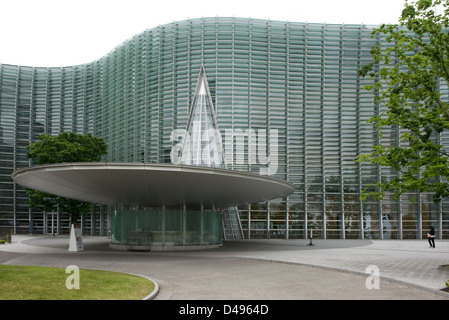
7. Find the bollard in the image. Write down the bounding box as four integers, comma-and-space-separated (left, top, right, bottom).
307, 228, 315, 246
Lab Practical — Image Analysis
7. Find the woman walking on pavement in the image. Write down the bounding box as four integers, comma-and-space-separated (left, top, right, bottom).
428, 226, 435, 248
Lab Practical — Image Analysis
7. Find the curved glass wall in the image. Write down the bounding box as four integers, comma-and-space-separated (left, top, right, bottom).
111, 207, 223, 248
1, 17, 448, 239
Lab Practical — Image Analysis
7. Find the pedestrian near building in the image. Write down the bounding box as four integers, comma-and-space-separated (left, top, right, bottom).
427, 226, 435, 248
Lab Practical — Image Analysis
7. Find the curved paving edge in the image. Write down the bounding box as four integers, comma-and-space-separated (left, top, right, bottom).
244, 257, 449, 299
134, 274, 159, 300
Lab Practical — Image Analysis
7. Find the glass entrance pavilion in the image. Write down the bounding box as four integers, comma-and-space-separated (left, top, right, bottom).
12, 68, 295, 249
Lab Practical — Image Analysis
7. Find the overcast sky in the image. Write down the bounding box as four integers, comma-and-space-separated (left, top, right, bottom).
0, 0, 407, 67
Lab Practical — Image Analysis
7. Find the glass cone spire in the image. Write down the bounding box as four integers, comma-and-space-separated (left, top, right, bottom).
181, 66, 226, 168
179, 67, 243, 240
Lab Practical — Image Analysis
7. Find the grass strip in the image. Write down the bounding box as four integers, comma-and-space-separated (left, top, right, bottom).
0, 265, 154, 300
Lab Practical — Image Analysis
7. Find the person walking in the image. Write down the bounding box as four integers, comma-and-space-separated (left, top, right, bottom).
427, 226, 435, 248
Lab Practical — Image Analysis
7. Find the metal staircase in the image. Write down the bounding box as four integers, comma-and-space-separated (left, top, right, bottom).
223, 206, 244, 240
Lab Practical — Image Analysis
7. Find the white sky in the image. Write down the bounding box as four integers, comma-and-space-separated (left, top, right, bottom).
0, 0, 407, 67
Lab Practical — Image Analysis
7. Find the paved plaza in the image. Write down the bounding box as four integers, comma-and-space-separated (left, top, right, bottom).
0, 235, 448, 300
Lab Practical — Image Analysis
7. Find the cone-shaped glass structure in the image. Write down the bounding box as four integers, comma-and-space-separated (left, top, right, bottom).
181, 67, 226, 168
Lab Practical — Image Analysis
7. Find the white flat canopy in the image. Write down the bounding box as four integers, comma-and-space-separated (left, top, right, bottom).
12, 163, 295, 207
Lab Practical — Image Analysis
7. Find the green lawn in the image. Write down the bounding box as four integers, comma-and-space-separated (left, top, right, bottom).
0, 265, 155, 300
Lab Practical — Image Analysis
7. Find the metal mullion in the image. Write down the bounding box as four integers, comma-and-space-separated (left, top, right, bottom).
12, 66, 19, 234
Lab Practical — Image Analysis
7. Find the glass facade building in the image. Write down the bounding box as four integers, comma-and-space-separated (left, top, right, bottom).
1, 17, 448, 239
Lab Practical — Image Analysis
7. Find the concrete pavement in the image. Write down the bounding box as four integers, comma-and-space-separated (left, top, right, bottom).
0, 235, 448, 300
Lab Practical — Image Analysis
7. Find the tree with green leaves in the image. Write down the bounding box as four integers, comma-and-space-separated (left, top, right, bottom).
357, 0, 449, 202
25, 132, 108, 224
